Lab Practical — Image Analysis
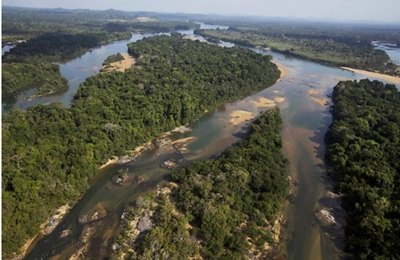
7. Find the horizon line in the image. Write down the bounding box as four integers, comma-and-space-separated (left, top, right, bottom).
3, 5, 400, 25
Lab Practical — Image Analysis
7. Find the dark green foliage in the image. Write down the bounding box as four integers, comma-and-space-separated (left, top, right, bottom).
2, 35, 279, 257
2, 6, 199, 42
103, 53, 125, 66
167, 108, 288, 258
325, 79, 400, 259
2, 6, 197, 97
137, 196, 198, 259
196, 26, 400, 76
2, 62, 68, 95
129, 109, 288, 259
3, 32, 131, 64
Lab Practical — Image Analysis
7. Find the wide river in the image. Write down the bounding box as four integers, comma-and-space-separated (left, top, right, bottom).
8, 24, 398, 260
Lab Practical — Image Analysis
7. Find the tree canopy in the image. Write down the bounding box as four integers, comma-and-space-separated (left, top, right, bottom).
115, 108, 289, 259
325, 79, 400, 259
2, 35, 280, 257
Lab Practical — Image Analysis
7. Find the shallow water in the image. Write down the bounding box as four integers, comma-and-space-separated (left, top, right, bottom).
13, 26, 399, 260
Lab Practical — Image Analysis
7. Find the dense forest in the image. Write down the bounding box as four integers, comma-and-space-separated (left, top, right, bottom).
2, 32, 130, 96
196, 26, 400, 76
2, 7, 198, 97
115, 108, 289, 259
2, 6, 199, 42
2, 35, 280, 257
325, 79, 400, 259
2, 62, 68, 96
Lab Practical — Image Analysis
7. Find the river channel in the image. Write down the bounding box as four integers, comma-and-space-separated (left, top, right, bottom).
7, 24, 399, 260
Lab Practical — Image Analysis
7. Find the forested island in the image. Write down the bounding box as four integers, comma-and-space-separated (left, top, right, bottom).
325, 79, 400, 259
114, 108, 288, 259
195, 23, 400, 76
2, 6, 199, 98
2, 35, 280, 257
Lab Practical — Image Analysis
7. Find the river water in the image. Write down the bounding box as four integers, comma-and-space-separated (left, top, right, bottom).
9, 25, 399, 260
372, 41, 400, 66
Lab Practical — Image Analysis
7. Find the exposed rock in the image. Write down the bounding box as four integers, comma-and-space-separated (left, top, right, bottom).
137, 213, 153, 232
154, 137, 172, 147
60, 229, 71, 238
79, 205, 108, 224
316, 208, 336, 226
41, 204, 71, 235
162, 160, 177, 169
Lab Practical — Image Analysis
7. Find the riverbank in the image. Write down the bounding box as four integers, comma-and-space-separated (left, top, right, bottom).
341, 67, 400, 84
99, 124, 193, 170
15, 203, 72, 259
275, 62, 288, 80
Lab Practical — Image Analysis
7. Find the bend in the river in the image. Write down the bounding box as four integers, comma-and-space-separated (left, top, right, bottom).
19, 25, 400, 260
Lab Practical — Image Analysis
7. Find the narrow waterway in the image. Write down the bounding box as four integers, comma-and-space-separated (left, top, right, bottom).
11, 26, 399, 260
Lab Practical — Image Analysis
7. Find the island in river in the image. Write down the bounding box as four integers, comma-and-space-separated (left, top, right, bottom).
2, 34, 280, 258
4, 8, 400, 260
112, 108, 288, 259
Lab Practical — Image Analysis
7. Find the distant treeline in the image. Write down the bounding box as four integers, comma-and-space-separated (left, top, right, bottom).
325, 79, 400, 259
2, 6, 199, 97
115, 108, 289, 259
196, 25, 400, 76
2, 35, 280, 257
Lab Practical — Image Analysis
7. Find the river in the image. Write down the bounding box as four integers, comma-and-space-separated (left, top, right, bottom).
372, 41, 400, 66
10, 25, 399, 260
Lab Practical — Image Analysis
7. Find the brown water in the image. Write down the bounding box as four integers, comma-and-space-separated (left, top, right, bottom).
21, 29, 400, 260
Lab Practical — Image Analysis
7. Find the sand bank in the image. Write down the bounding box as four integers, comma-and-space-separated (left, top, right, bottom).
307, 89, 329, 106
274, 96, 285, 103
102, 53, 135, 73
17, 203, 72, 258
251, 97, 276, 108
100, 157, 119, 169
229, 110, 254, 126
171, 137, 196, 146
341, 67, 400, 84
40, 204, 72, 235
171, 125, 192, 134
274, 62, 288, 80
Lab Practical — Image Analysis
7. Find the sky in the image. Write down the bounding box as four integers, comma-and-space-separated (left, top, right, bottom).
3, 0, 400, 23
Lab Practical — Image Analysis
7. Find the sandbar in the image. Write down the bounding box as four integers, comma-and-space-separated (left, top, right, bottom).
102, 53, 135, 73
308, 89, 329, 106
251, 97, 276, 108
274, 96, 285, 103
341, 67, 400, 84
229, 110, 254, 126
274, 62, 288, 80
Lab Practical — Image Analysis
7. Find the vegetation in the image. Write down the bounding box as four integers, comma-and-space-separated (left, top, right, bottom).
2, 6, 198, 97
196, 24, 400, 76
325, 79, 400, 259
103, 53, 125, 66
2, 35, 280, 257
115, 109, 289, 259
2, 62, 68, 96
2, 6, 199, 42
3, 32, 131, 64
